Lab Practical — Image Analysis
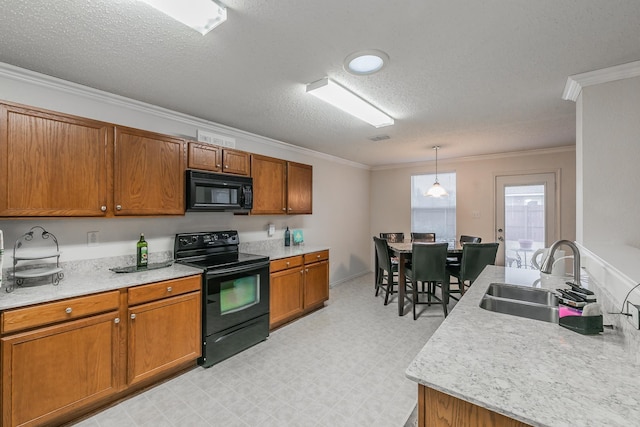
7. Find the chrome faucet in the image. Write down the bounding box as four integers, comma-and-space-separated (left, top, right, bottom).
540, 239, 581, 286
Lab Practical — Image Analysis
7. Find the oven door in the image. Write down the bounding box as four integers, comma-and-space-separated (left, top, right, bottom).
204, 261, 270, 335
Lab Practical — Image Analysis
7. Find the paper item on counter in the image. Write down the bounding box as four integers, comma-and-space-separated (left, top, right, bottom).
292, 229, 304, 244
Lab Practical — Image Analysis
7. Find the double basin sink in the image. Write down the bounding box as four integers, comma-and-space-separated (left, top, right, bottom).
479, 283, 559, 323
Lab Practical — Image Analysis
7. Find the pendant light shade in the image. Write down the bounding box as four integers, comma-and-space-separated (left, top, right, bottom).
425, 146, 448, 197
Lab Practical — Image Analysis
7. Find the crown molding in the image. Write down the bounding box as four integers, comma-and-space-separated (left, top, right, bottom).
563, 60, 640, 102
371, 145, 576, 171
0, 62, 370, 170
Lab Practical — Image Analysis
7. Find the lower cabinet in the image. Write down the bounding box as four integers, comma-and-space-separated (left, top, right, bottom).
418, 385, 531, 427
0, 275, 201, 427
269, 250, 329, 330
128, 284, 201, 386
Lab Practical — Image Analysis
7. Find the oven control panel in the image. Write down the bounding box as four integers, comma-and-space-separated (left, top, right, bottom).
175, 231, 239, 250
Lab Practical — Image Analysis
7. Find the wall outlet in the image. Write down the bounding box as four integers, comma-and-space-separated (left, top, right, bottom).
626, 301, 640, 329
87, 231, 99, 247
267, 224, 275, 237
472, 210, 481, 219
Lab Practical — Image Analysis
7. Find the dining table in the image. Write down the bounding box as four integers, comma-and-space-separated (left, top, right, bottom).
387, 241, 463, 316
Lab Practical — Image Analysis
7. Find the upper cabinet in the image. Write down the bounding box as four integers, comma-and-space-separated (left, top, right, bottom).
187, 142, 250, 176
287, 162, 313, 215
250, 154, 312, 215
0, 102, 186, 217
114, 126, 185, 216
0, 102, 111, 217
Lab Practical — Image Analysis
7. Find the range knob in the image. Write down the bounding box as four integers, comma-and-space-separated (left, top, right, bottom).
191, 236, 198, 243
179, 238, 189, 246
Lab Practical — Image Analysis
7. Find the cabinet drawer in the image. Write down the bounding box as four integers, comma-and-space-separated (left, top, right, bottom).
304, 250, 329, 264
128, 275, 201, 306
270, 256, 303, 273
1, 290, 120, 334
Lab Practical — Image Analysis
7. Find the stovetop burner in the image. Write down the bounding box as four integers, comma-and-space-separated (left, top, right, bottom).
174, 230, 269, 271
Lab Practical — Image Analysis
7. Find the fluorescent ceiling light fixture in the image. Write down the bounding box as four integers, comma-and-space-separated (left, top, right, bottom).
306, 77, 394, 128
139, 0, 227, 35
344, 50, 389, 75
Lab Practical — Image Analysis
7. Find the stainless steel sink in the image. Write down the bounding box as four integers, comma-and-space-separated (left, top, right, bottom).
480, 283, 559, 323
485, 282, 559, 305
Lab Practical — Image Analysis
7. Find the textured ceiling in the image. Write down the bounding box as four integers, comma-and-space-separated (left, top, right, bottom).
1, 0, 639, 166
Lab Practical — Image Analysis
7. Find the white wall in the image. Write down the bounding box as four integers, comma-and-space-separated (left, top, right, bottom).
370, 148, 576, 263
576, 74, 640, 309
0, 65, 372, 285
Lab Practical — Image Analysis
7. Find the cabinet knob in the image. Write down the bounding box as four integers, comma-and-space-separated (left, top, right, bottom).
286, 262, 290, 266
167, 286, 173, 292
300, 270, 304, 274
216, 164, 221, 167
317, 255, 321, 258
282, 208, 286, 211
305, 268, 309, 273
288, 207, 292, 211
100, 205, 107, 212
116, 205, 122, 210
65, 307, 72, 314
131, 314, 136, 320
114, 318, 120, 324
225, 165, 229, 169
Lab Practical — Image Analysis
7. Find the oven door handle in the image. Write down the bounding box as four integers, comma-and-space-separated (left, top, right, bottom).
207, 261, 270, 277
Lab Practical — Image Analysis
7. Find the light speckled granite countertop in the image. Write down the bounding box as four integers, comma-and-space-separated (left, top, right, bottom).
245, 245, 330, 261
0, 254, 203, 311
406, 265, 640, 427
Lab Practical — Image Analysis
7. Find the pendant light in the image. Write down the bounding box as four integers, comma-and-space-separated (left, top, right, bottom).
425, 146, 448, 197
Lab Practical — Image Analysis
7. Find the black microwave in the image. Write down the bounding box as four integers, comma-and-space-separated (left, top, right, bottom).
186, 170, 253, 212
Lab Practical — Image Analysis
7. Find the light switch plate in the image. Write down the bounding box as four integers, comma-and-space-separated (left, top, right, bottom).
268, 224, 275, 237
627, 301, 640, 329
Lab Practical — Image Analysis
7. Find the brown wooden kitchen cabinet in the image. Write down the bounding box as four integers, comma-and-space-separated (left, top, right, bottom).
0, 102, 111, 217
187, 141, 250, 175
114, 126, 186, 215
127, 275, 201, 386
250, 154, 313, 215
1, 291, 121, 427
418, 385, 531, 427
269, 255, 304, 329
269, 250, 329, 330
302, 250, 329, 310
0, 275, 202, 427
0, 101, 187, 217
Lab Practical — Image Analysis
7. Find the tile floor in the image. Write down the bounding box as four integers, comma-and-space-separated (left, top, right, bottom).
73, 273, 451, 427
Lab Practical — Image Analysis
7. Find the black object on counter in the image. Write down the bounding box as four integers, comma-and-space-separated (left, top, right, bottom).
559, 314, 604, 335
110, 260, 173, 273
284, 227, 291, 247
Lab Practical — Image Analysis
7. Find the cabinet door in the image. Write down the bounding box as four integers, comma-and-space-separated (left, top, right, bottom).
114, 126, 185, 215
287, 162, 313, 214
270, 267, 304, 329
1, 312, 121, 427
0, 102, 111, 217
128, 291, 201, 386
188, 141, 221, 172
251, 154, 287, 214
222, 149, 250, 175
304, 260, 329, 311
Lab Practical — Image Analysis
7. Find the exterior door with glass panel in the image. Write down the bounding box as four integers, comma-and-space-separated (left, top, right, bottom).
495, 173, 557, 268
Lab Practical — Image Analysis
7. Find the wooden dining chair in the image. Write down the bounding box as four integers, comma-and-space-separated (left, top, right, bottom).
373, 236, 400, 305
447, 243, 499, 298
405, 243, 450, 319
380, 232, 404, 243
410, 232, 436, 242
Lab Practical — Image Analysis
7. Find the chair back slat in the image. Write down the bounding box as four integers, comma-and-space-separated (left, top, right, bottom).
380, 232, 404, 243
411, 243, 448, 282
411, 232, 436, 242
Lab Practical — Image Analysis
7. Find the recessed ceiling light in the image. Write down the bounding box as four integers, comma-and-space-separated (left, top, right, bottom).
344, 50, 389, 75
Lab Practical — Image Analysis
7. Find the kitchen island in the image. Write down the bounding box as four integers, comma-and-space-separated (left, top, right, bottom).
406, 266, 640, 427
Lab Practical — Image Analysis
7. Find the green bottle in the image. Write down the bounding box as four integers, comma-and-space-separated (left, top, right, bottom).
284, 227, 291, 247
136, 233, 148, 268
